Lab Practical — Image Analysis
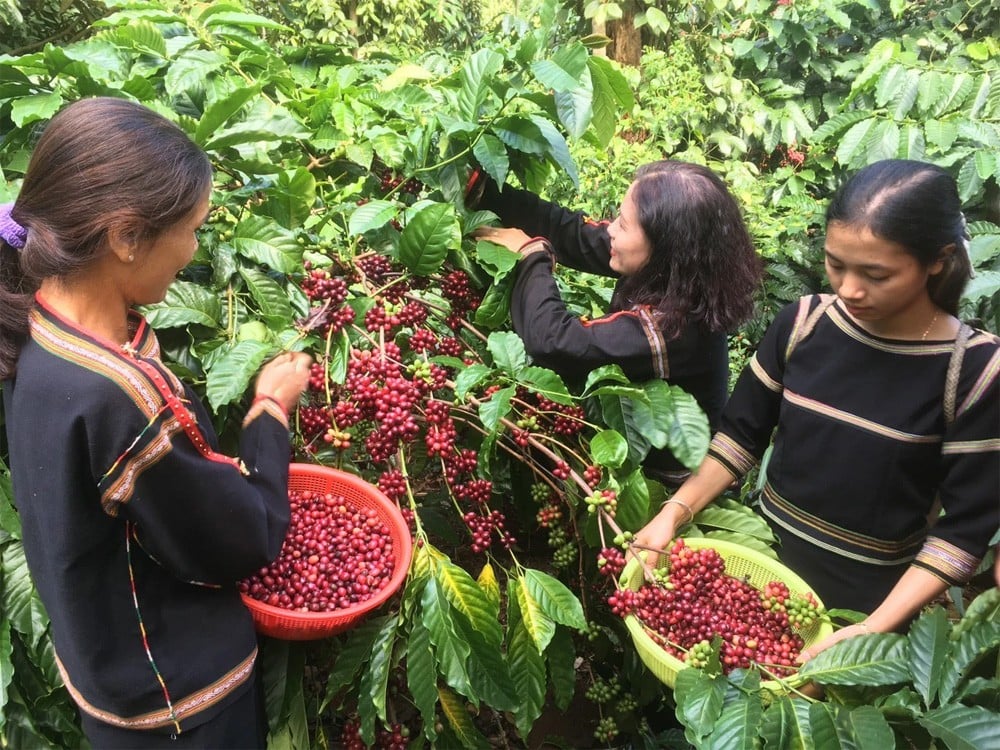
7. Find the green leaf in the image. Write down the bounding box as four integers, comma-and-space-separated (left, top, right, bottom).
932, 73, 974, 117
230, 216, 303, 274
545, 626, 577, 712
0, 618, 11, 735
583, 364, 631, 390
523, 569, 586, 630
919, 704, 1000, 750
433, 558, 502, 648
438, 686, 490, 749
472, 134, 509, 189
0, 543, 49, 648
507, 580, 546, 738
420, 576, 472, 696
458, 48, 503, 121
263, 168, 317, 229
849, 39, 898, 100
811, 110, 870, 145
493, 117, 548, 155
798, 633, 910, 685
239, 269, 294, 328
633, 381, 711, 470
203, 10, 290, 30
704, 531, 779, 559
476, 562, 501, 608
706, 686, 763, 750
925, 119, 959, 152
674, 668, 726, 740
454, 364, 491, 401
205, 340, 272, 410
529, 115, 580, 187
586, 56, 619, 147
399, 203, 459, 276
614, 467, 651, 532
759, 695, 811, 750
938, 620, 1000, 703
164, 49, 227, 99
554, 67, 594, 140
194, 85, 260, 145
487, 331, 527, 375
836, 118, 876, 168
406, 620, 438, 740
513, 573, 556, 653
472, 277, 511, 329
517, 366, 573, 405
453, 614, 519, 712
357, 614, 398, 742
590, 429, 628, 469
694, 505, 776, 542
477, 385, 514, 433
908, 607, 951, 707
475, 240, 520, 280
141, 280, 222, 329
531, 44, 589, 93
809, 702, 895, 749
9, 92, 64, 128
320, 617, 384, 712
349, 200, 398, 236
952, 588, 1000, 639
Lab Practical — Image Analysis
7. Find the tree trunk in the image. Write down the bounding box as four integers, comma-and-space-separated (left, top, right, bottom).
609, 2, 642, 67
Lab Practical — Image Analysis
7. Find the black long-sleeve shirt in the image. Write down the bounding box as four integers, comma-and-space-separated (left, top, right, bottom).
474, 178, 729, 472
3, 296, 290, 734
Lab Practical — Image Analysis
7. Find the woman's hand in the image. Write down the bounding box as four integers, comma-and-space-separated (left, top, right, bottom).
254, 351, 313, 414
631, 509, 680, 569
797, 621, 872, 665
474, 226, 533, 254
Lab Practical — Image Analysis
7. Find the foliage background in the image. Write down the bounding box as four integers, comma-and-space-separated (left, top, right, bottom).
1, 0, 999, 748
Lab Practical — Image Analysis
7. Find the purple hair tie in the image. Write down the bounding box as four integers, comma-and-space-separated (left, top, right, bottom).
1, 202, 28, 249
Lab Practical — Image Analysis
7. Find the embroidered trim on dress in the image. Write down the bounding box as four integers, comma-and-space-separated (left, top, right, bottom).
760, 484, 925, 565
957, 347, 1000, 419
913, 537, 981, 584
749, 354, 782, 393
635, 306, 668, 379
707, 433, 757, 478
782, 389, 941, 444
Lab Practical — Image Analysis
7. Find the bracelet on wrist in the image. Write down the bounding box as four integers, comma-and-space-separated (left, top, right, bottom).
252, 393, 286, 415
662, 497, 694, 525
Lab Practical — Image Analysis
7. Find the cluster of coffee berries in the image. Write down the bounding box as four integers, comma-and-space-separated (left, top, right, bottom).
240, 489, 395, 612
340, 717, 410, 750
608, 539, 818, 676
596, 547, 626, 578
584, 489, 618, 517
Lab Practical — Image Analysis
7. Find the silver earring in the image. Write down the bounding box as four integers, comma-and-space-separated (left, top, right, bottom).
128, 254, 134, 262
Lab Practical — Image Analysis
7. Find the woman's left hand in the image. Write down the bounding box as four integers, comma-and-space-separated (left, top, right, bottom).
474, 226, 532, 253
797, 621, 872, 665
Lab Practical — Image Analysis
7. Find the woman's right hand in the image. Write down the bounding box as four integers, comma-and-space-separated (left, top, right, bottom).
254, 351, 313, 414
631, 509, 680, 569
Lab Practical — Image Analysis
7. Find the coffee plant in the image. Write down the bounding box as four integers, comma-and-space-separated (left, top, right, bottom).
1, 0, 998, 748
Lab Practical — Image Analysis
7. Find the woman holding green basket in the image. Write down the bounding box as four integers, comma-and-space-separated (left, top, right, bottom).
634, 159, 1000, 662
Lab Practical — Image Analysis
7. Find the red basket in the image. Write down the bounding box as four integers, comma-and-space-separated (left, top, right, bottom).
241, 464, 412, 640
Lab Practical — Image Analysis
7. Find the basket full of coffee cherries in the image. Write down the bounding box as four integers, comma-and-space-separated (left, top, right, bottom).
239, 464, 412, 640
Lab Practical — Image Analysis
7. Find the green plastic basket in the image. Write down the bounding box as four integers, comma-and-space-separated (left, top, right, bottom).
619, 537, 833, 692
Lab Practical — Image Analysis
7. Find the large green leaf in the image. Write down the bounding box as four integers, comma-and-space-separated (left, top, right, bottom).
230, 216, 303, 274
523, 569, 585, 630
399, 203, 459, 276
433, 557, 502, 648
760, 695, 812, 750
142, 280, 222, 328
529, 114, 580, 187
1, 544, 49, 648
545, 625, 577, 712
487, 331, 527, 375
164, 49, 226, 99
706, 687, 763, 750
614, 467, 651, 532
477, 385, 514, 433
357, 613, 398, 744
506, 581, 546, 739
240, 268, 294, 328
798, 633, 910, 686
457, 48, 503, 122
319, 617, 384, 712
420, 575, 472, 696
453, 614, 518, 712
438, 684, 490, 750
938, 620, 1000, 703
493, 117, 548, 155
472, 134, 509, 189
951, 588, 1000, 639
809, 702, 895, 750
554, 66, 594, 140
406, 620, 439, 743
674, 668, 726, 741
531, 43, 588, 92
0, 617, 12, 735
908, 607, 951, 708
516, 366, 573, 405
919, 704, 1000, 750
204, 340, 272, 410
202, 10, 290, 30
692, 505, 776, 543
513, 573, 555, 653
590, 429, 628, 469
599, 391, 653, 466
348, 200, 398, 236
630, 380, 710, 470
472, 276, 511, 329
194, 85, 260, 145
263, 168, 317, 229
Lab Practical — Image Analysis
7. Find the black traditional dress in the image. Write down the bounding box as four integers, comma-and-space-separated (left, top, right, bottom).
708, 295, 1000, 612
470, 175, 730, 477
2, 295, 291, 739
